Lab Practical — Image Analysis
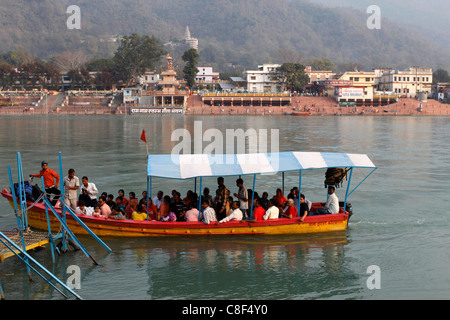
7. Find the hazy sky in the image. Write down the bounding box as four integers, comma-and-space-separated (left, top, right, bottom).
312, 0, 450, 30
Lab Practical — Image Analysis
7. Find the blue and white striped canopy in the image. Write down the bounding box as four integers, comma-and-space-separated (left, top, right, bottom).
147, 152, 376, 180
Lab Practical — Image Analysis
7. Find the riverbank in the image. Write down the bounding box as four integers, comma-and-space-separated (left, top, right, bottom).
0, 95, 448, 116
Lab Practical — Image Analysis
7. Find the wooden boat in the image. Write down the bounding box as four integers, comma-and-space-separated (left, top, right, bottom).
1, 151, 376, 237
292, 112, 311, 116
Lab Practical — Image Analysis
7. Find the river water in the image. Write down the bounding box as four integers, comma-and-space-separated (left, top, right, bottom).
0, 114, 449, 301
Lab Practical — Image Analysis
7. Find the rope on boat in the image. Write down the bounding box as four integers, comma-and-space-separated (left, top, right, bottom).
0, 192, 46, 218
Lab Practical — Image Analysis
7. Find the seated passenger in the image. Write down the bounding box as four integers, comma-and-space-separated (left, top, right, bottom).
263, 199, 279, 220
201, 199, 217, 224
243, 199, 265, 222
185, 201, 200, 222
106, 194, 115, 208
260, 192, 269, 210
281, 199, 298, 219
202, 187, 213, 205
98, 196, 111, 219
125, 197, 139, 219
75, 201, 93, 216
143, 197, 157, 220
158, 195, 171, 221
172, 192, 187, 221
161, 205, 177, 222
273, 188, 287, 211
110, 196, 126, 220
131, 205, 148, 221
118, 189, 128, 207
92, 204, 101, 218
299, 193, 309, 222
314, 185, 339, 215
217, 201, 243, 224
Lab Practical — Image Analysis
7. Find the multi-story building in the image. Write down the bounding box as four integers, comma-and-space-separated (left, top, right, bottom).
305, 66, 335, 83
195, 66, 220, 83
332, 71, 376, 105
246, 64, 281, 93
377, 67, 433, 98
138, 71, 160, 89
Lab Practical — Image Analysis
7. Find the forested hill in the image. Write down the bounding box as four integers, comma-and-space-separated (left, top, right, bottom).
1, 0, 449, 70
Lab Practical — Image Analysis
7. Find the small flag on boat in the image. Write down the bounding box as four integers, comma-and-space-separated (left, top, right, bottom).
140, 129, 148, 155
140, 129, 147, 143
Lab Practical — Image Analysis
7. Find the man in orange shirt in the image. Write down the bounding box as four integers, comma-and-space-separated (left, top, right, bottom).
30, 161, 61, 206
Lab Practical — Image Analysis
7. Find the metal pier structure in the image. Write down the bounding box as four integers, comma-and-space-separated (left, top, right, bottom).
0, 152, 111, 300
0, 230, 51, 263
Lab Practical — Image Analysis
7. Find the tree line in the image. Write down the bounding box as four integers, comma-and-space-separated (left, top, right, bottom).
1, 33, 448, 93
0, 34, 167, 91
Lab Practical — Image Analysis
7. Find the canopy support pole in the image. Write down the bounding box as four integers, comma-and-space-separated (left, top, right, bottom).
146, 176, 151, 220
347, 168, 377, 197
198, 177, 203, 221
250, 174, 256, 219
344, 167, 353, 212
58, 152, 68, 253
282, 172, 285, 195
298, 170, 302, 216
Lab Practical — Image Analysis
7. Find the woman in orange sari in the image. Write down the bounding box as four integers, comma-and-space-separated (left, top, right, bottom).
273, 188, 287, 212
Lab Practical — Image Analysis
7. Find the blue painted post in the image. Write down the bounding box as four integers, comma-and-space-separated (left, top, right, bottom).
58, 152, 67, 252
0, 278, 4, 300
8, 165, 31, 279
16, 153, 28, 228
41, 177, 56, 262
250, 174, 256, 219
146, 176, 150, 220
64, 205, 112, 253
298, 170, 302, 217
7, 166, 23, 230
0, 232, 82, 300
344, 167, 353, 213
41, 197, 99, 265
198, 177, 203, 221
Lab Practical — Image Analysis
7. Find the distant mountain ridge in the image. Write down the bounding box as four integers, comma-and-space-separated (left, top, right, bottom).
0, 0, 449, 70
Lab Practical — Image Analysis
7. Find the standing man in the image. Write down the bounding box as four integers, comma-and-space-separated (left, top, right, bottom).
234, 178, 248, 219
214, 176, 230, 220
79, 176, 98, 207
63, 168, 80, 211
30, 161, 61, 206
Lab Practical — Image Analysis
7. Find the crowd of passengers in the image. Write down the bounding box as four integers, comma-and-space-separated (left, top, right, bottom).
73, 176, 340, 223
30, 163, 339, 224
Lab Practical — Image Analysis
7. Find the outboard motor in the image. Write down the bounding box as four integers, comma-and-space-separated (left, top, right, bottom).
340, 201, 353, 217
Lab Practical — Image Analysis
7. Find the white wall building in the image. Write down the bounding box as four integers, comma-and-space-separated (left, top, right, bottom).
195, 66, 220, 83
377, 67, 433, 98
138, 71, 160, 88
246, 64, 281, 93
